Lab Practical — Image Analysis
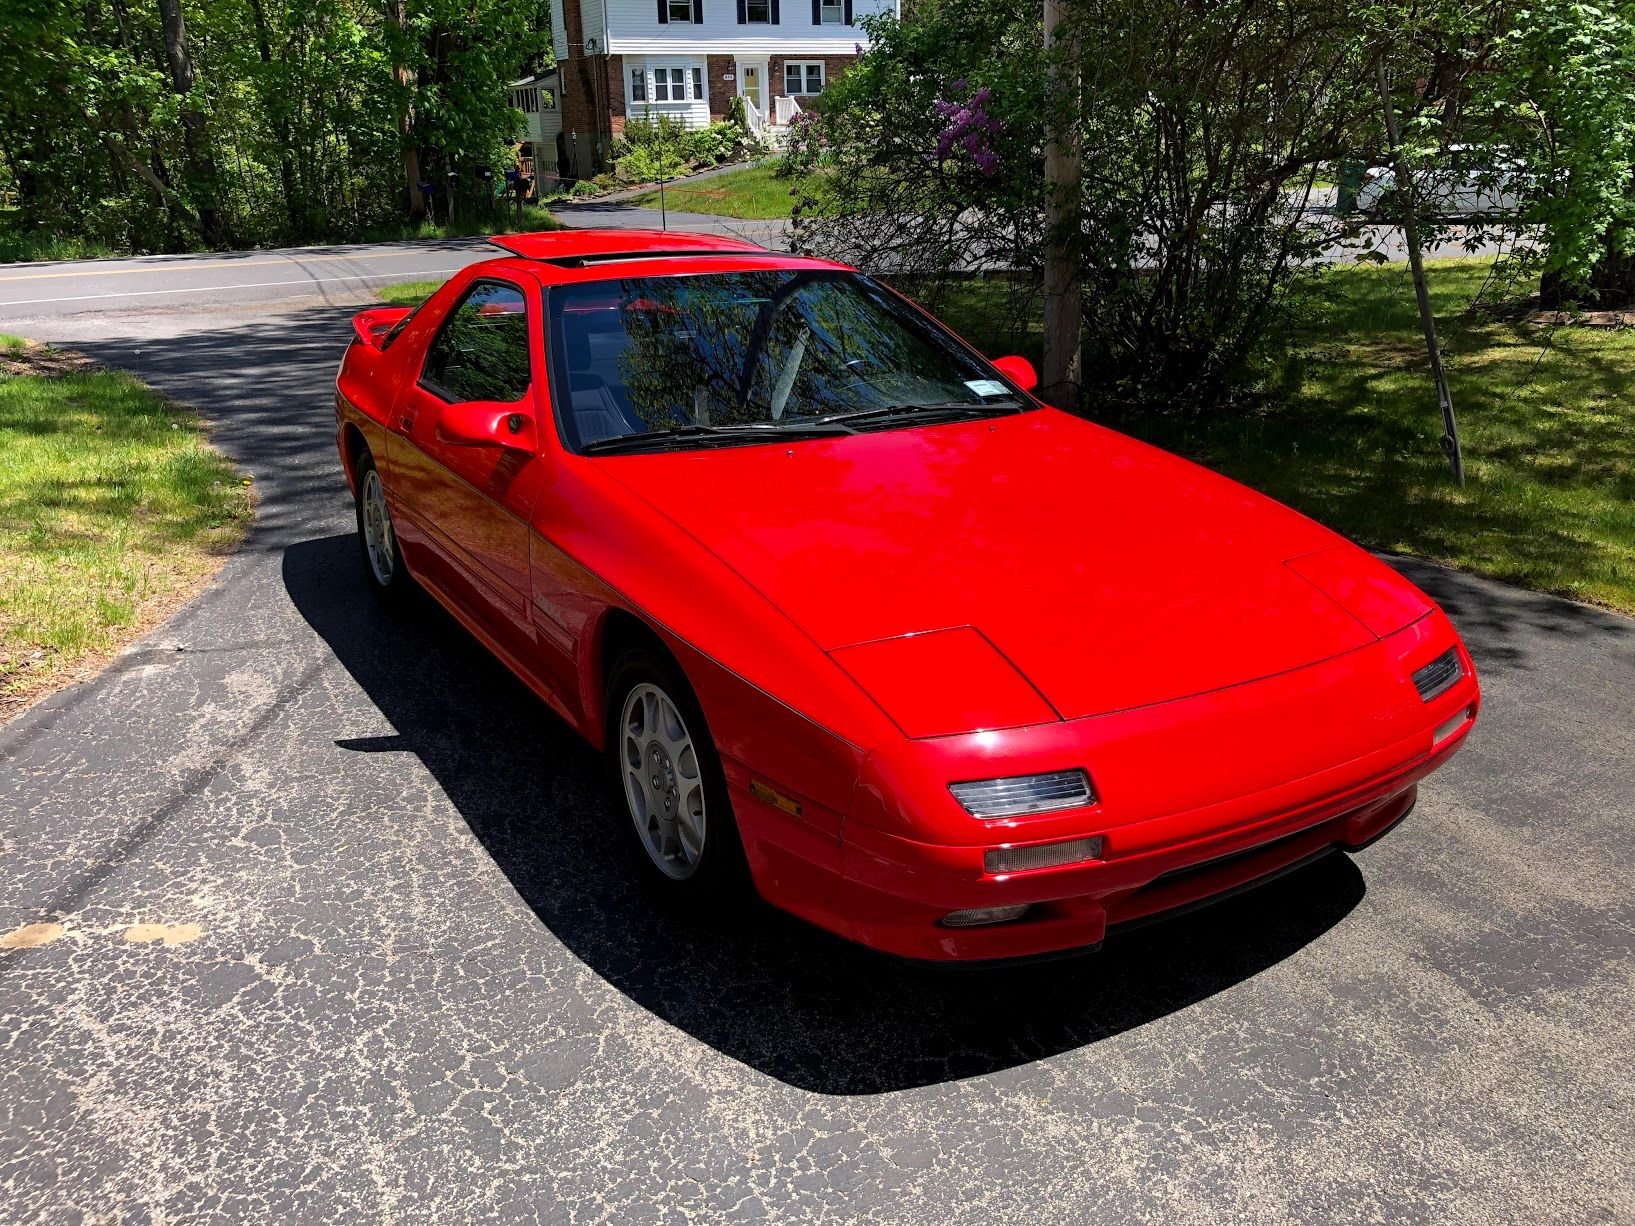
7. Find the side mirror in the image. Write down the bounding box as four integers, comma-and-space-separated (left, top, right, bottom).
352, 306, 413, 350
437, 401, 538, 452
991, 355, 1038, 394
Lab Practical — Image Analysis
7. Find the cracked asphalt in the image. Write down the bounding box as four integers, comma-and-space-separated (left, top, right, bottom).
1, 292, 1632, 1223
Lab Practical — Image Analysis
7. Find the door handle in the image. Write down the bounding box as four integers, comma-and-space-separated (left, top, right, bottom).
398, 413, 416, 431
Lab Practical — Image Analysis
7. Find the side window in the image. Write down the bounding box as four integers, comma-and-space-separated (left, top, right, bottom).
421, 281, 532, 403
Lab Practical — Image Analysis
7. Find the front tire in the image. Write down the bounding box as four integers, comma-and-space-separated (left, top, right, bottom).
606, 647, 746, 901
353, 450, 407, 605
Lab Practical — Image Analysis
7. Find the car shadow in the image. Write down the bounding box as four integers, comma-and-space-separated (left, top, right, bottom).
284, 532, 1366, 1095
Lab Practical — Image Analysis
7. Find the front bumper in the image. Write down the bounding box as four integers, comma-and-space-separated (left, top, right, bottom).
734, 616, 1479, 963
836, 767, 1430, 962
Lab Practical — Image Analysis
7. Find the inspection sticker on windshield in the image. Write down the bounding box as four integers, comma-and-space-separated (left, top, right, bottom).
964, 379, 1009, 397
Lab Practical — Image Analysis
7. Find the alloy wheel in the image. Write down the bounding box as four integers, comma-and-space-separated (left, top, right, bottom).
361, 468, 395, 586
620, 682, 708, 879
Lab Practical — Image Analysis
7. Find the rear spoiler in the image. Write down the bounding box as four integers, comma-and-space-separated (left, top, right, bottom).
486, 230, 772, 265
351, 306, 413, 350
524, 249, 776, 269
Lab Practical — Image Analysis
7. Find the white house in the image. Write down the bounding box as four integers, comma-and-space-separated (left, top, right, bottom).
545, 0, 898, 178
509, 70, 563, 185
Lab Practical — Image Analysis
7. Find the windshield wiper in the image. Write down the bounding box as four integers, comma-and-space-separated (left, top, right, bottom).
815, 400, 1026, 428
580, 420, 855, 456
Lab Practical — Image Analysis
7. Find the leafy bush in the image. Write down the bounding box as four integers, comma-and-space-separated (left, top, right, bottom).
677, 123, 746, 168
616, 144, 689, 184
614, 118, 749, 182
788, 0, 1377, 413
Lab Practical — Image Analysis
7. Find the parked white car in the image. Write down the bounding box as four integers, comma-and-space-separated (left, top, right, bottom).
1355, 149, 1526, 217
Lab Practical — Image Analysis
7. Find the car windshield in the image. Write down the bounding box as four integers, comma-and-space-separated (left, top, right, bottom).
545, 269, 1024, 453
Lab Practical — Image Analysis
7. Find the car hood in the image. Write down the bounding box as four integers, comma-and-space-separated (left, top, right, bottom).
596, 409, 1426, 727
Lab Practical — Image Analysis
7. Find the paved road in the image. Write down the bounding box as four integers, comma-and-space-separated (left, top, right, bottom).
0, 200, 1503, 324
2, 298, 1632, 1222
0, 212, 783, 324
0, 238, 499, 320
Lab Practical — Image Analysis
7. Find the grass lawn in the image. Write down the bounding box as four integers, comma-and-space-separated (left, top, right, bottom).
938, 258, 1635, 613
360, 203, 562, 246
0, 339, 253, 712
626, 162, 800, 219
376, 279, 443, 307
0, 215, 119, 263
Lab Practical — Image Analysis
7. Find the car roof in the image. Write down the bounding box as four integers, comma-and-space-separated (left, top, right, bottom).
485, 229, 847, 282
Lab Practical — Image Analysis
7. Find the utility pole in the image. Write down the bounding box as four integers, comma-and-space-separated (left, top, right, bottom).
1041, 0, 1082, 411
1376, 62, 1464, 486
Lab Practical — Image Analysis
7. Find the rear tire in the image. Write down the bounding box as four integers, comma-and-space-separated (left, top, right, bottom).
353, 450, 408, 606
605, 646, 747, 904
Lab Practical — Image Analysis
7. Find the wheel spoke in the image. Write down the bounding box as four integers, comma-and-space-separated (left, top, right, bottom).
675, 789, 706, 863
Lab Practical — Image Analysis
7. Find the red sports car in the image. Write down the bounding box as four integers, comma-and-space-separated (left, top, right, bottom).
334, 229, 1479, 962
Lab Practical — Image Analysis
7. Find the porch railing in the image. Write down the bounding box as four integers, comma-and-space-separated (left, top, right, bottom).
774, 95, 803, 126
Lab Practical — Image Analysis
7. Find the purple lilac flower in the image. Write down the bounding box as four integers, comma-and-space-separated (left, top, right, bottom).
932, 80, 1003, 177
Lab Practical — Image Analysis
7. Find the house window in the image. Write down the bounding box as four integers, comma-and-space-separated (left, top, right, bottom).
784, 62, 824, 96
746, 0, 770, 21
630, 70, 647, 102
653, 67, 688, 101
512, 88, 540, 113
821, 0, 842, 20
668, 0, 692, 19
692, 67, 704, 100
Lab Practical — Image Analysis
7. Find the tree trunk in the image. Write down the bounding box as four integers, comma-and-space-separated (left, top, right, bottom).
1041, 0, 1082, 411
391, 0, 425, 219
1541, 243, 1635, 310
1378, 63, 1463, 486
246, 0, 300, 236
155, 0, 224, 243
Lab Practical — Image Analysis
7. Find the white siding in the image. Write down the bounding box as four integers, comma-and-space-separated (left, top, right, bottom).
551, 3, 567, 65
603, 0, 896, 55
624, 57, 711, 129
581, 0, 608, 51
510, 77, 561, 147
539, 99, 564, 146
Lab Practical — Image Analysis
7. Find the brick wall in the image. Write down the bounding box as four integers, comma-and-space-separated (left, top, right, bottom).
706, 54, 737, 121
606, 55, 627, 137
555, 0, 617, 178
768, 54, 857, 103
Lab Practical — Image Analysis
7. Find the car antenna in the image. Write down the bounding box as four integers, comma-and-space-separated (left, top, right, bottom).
658, 116, 669, 233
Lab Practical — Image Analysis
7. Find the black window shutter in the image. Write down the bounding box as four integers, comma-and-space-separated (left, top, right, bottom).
770, 0, 779, 21
811, 0, 820, 22
658, 0, 668, 21
843, 0, 852, 21
736, 0, 745, 21
694, 0, 703, 21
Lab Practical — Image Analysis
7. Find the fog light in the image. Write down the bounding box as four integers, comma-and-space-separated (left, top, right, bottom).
1434, 705, 1474, 744
984, 835, 1104, 875
940, 904, 1030, 928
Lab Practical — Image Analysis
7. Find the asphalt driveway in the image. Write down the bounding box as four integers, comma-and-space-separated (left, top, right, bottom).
1, 296, 1631, 1223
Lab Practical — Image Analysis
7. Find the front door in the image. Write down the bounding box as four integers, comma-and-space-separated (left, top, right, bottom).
737, 62, 765, 122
